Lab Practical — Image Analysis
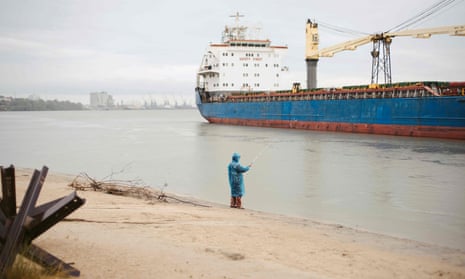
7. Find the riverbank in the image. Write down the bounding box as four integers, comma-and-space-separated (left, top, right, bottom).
14, 168, 465, 278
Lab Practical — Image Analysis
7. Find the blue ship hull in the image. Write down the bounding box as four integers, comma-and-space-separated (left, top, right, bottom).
196, 92, 465, 139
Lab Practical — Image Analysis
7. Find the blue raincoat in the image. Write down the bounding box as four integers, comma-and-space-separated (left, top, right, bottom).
228, 153, 250, 197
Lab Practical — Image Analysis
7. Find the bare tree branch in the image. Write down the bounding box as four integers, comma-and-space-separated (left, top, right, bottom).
68, 172, 210, 207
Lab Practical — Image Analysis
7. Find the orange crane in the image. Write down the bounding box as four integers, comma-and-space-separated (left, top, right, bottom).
305, 21, 465, 88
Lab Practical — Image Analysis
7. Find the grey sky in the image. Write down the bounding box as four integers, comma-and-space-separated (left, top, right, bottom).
1, 0, 464, 104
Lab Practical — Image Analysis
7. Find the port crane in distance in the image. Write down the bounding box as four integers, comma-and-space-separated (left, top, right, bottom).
305, 20, 465, 88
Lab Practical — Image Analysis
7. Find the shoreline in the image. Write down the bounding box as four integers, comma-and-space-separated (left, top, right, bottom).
11, 168, 465, 278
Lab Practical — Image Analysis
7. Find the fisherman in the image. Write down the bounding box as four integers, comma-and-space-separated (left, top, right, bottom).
228, 152, 251, 209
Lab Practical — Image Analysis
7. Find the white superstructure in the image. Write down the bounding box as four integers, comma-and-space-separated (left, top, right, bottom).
196, 14, 289, 95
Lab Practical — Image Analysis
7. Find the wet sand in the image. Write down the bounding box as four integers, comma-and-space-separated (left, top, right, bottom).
13, 168, 465, 278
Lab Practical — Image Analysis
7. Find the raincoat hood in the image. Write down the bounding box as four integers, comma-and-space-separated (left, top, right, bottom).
232, 152, 240, 162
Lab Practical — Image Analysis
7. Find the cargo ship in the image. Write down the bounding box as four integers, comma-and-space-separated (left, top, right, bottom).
195, 15, 465, 140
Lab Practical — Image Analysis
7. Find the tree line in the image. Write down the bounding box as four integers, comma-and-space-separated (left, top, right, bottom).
0, 97, 84, 111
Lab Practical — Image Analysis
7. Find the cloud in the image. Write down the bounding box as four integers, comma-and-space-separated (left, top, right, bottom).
0, 34, 197, 95
0, 0, 464, 100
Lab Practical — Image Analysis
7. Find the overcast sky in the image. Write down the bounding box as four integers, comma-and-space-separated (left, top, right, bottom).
1, 0, 464, 104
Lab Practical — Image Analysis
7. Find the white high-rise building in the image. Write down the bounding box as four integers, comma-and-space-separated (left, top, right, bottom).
90, 92, 114, 109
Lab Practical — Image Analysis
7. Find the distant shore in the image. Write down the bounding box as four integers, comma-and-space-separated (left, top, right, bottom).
14, 168, 465, 278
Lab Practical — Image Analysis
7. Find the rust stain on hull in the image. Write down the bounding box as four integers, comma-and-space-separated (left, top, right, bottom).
206, 118, 465, 140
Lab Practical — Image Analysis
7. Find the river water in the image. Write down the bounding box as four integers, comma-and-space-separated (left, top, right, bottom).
1, 110, 464, 250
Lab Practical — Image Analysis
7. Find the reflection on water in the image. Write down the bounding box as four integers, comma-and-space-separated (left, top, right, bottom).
1, 110, 464, 250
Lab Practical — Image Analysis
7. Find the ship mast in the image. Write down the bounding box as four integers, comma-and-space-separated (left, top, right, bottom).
222, 12, 248, 42
230, 12, 244, 24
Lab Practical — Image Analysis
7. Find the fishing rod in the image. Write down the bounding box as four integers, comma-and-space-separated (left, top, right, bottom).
249, 143, 271, 166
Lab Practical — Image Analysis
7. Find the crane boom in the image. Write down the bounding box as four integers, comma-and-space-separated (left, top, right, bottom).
386, 25, 465, 38
318, 35, 373, 57
305, 21, 465, 88
307, 24, 465, 60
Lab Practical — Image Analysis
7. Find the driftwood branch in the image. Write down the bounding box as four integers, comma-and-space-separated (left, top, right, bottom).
68, 172, 210, 207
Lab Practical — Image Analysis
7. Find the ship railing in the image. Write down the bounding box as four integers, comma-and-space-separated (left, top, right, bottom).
214, 83, 464, 104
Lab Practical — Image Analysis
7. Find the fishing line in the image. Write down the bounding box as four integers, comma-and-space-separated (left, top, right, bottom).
250, 143, 272, 166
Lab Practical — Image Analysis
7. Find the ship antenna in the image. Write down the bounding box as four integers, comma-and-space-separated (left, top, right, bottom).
224, 12, 247, 41
230, 12, 244, 25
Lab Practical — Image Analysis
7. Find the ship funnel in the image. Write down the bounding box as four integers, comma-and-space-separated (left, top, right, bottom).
305, 19, 319, 89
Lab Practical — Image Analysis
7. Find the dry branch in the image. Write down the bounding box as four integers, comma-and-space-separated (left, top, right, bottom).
68, 172, 210, 207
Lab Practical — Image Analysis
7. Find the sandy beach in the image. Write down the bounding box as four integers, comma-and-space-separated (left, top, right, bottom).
11, 168, 465, 278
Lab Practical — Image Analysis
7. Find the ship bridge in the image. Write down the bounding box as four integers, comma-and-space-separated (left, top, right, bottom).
198, 50, 220, 77
227, 40, 271, 48
197, 65, 219, 76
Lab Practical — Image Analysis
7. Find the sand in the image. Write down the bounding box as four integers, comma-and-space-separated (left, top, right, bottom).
10, 168, 465, 278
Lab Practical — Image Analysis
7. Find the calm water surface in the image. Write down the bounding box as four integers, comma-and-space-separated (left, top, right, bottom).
1, 110, 464, 250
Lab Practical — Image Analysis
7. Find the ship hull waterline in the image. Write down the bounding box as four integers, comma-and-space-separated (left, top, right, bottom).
204, 117, 465, 139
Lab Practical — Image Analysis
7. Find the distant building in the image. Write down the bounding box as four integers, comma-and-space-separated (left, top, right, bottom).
90, 92, 114, 109
0, 96, 13, 102
28, 94, 41, 101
